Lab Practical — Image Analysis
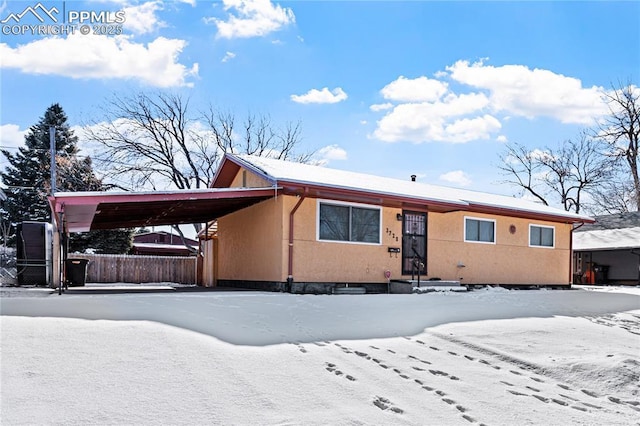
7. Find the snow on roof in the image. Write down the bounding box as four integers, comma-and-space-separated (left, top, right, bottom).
573, 226, 640, 251
574, 212, 640, 232
231, 154, 592, 222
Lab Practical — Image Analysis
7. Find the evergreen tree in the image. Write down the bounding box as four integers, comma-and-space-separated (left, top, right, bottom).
1, 104, 132, 253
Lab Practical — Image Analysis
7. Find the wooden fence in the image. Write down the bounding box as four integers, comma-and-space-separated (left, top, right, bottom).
71, 254, 197, 284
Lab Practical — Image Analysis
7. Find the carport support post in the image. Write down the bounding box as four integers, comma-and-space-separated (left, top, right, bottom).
49, 127, 61, 291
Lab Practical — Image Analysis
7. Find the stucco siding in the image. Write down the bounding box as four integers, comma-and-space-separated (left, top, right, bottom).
230, 167, 272, 188
287, 197, 403, 283
426, 212, 571, 284
217, 196, 285, 282
215, 192, 572, 286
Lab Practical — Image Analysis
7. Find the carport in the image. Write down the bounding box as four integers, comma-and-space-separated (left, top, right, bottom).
48, 187, 280, 288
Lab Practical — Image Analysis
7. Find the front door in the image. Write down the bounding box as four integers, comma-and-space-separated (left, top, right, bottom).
402, 211, 427, 276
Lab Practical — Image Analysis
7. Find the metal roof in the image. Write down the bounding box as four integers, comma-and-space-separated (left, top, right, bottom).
213, 154, 594, 224
49, 187, 279, 233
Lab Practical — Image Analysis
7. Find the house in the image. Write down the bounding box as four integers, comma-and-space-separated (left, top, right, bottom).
572, 212, 640, 285
130, 231, 199, 256
201, 154, 593, 293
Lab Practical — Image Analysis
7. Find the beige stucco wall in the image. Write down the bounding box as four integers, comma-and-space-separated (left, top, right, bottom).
426, 212, 572, 285
215, 166, 572, 285
217, 196, 285, 282
286, 197, 404, 283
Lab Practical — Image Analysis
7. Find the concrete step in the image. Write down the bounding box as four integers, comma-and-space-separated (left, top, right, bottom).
409, 280, 462, 287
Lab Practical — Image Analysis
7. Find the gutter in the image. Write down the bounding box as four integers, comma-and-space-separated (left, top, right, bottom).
287, 188, 307, 292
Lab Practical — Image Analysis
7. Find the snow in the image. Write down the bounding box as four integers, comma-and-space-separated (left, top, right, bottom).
231, 154, 593, 222
573, 226, 640, 251
1, 286, 639, 425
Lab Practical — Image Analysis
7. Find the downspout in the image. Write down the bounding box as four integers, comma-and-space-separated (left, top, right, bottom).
287, 189, 307, 293
570, 222, 584, 285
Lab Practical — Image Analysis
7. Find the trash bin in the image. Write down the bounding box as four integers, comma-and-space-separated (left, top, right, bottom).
65, 259, 89, 287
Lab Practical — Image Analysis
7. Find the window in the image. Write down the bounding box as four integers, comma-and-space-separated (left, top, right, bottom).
464, 217, 495, 243
318, 201, 381, 244
530, 225, 554, 248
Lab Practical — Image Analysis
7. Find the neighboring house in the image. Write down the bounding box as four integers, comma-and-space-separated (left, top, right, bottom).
131, 231, 198, 256
572, 212, 640, 285
201, 154, 592, 293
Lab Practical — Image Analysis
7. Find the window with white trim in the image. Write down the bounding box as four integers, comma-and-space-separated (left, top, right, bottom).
318, 201, 381, 244
464, 217, 495, 243
530, 224, 554, 247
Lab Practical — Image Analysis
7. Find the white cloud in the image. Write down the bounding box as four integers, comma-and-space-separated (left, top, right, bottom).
207, 0, 295, 39
370, 103, 393, 112
370, 59, 616, 144
380, 76, 448, 103
316, 144, 347, 164
360, 120, 367, 125
122, 1, 165, 35
446, 59, 608, 124
221, 51, 236, 63
444, 115, 502, 143
0, 33, 198, 87
291, 87, 347, 104
372, 93, 495, 143
439, 170, 472, 187
0, 124, 26, 150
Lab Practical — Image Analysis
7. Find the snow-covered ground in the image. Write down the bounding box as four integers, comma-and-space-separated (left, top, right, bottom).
1, 286, 639, 425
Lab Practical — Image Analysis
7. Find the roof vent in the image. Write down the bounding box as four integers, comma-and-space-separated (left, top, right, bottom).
411, 174, 416, 182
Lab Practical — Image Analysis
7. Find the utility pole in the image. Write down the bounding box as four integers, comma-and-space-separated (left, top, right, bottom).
50, 127, 56, 195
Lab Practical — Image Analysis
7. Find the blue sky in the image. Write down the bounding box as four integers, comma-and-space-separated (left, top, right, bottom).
1, 0, 639, 201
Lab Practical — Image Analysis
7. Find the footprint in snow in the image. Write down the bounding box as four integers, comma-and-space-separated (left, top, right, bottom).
500, 381, 514, 387
571, 405, 588, 412
551, 398, 568, 406
461, 414, 476, 423
559, 394, 579, 401
373, 396, 403, 414
526, 386, 540, 392
581, 389, 599, 398
581, 402, 602, 409
429, 346, 440, 351
429, 369, 449, 377
369, 345, 379, 350
532, 395, 549, 403
508, 390, 527, 396
509, 370, 523, 376
557, 384, 571, 390
530, 376, 544, 383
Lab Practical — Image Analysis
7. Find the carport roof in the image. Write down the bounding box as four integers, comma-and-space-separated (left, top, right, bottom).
49, 187, 279, 233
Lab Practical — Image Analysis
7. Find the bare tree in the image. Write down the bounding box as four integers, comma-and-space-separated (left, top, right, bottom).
597, 82, 640, 211
498, 133, 616, 214
84, 92, 310, 240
